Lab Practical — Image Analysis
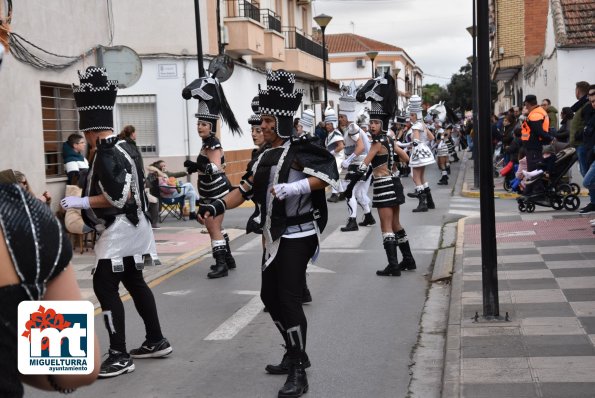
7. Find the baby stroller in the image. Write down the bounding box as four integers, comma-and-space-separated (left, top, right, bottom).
517, 147, 581, 213
499, 160, 517, 192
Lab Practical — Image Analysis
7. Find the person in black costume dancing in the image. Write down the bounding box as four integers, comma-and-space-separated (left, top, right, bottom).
198, 70, 339, 398
349, 72, 417, 276
182, 76, 242, 279
61, 67, 171, 378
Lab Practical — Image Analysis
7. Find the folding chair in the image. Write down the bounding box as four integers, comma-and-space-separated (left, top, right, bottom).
158, 185, 187, 222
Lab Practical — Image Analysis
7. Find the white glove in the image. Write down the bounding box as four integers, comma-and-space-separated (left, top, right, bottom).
341, 153, 356, 169
273, 179, 311, 200
60, 196, 90, 210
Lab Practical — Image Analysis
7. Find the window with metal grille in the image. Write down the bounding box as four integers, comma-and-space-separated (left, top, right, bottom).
116, 95, 158, 154
40, 83, 79, 178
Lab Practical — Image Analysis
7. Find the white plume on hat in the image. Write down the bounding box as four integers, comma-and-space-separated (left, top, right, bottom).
300, 108, 315, 133
408, 94, 423, 119
324, 106, 338, 129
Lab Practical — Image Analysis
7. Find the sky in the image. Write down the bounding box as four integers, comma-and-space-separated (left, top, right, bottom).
312, 0, 474, 87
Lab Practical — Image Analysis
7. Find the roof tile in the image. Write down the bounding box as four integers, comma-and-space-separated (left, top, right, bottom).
560, 0, 595, 46
325, 33, 402, 54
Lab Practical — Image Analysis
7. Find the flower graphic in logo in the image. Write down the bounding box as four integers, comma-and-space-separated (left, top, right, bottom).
21, 305, 72, 350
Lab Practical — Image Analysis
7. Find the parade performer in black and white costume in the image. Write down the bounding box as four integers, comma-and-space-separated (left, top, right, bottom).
435, 128, 450, 185
405, 95, 436, 212
182, 76, 242, 279
60, 67, 171, 378
338, 82, 375, 231
245, 95, 314, 305
351, 72, 417, 275
324, 106, 345, 202
198, 70, 339, 398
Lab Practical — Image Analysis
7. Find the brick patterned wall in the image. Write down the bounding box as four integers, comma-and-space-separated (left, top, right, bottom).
224, 148, 254, 186
524, 0, 548, 57
496, 0, 525, 60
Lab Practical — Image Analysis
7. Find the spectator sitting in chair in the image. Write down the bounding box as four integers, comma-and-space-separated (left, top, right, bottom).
148, 160, 199, 220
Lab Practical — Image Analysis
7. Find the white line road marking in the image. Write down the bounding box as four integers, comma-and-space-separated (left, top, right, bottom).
321, 226, 371, 249
205, 291, 263, 341
163, 289, 194, 296
306, 263, 335, 273
235, 236, 262, 252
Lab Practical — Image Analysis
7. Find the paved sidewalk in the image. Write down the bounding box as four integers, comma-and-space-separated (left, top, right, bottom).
70, 223, 243, 308
443, 211, 595, 397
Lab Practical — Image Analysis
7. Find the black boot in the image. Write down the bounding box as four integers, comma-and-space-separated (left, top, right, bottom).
337, 192, 346, 201
358, 212, 376, 226
266, 350, 311, 375
224, 233, 236, 270
412, 192, 428, 212
437, 175, 448, 185
425, 188, 435, 209
452, 153, 459, 162
327, 193, 339, 203
340, 217, 359, 232
377, 237, 401, 276
266, 322, 312, 375
396, 230, 416, 271
207, 247, 228, 279
446, 165, 451, 175
278, 327, 309, 397
407, 190, 420, 199
210, 233, 236, 270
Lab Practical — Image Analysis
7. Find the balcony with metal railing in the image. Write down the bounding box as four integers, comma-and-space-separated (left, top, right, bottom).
275, 27, 328, 80
224, 0, 265, 56
253, 9, 285, 62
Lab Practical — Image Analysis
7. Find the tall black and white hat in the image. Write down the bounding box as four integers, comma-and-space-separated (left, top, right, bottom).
300, 108, 315, 134
338, 81, 358, 122
258, 70, 303, 138
248, 95, 261, 126
182, 76, 241, 135
356, 71, 397, 129
408, 95, 423, 120
73, 67, 118, 132
324, 107, 338, 129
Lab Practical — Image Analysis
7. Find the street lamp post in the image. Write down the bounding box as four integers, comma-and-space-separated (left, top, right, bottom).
314, 14, 332, 110
477, 0, 499, 318
366, 51, 378, 79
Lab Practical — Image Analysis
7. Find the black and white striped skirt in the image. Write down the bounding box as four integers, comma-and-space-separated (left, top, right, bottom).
198, 173, 231, 203
372, 176, 405, 208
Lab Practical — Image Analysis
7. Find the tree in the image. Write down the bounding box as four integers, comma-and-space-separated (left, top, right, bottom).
446, 64, 473, 112
422, 84, 448, 105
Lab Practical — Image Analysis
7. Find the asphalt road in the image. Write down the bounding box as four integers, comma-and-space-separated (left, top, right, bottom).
28, 164, 481, 398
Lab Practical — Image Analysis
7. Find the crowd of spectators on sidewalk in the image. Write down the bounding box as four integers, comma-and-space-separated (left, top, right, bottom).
490, 81, 595, 222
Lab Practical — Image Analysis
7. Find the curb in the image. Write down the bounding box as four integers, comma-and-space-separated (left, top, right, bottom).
440, 217, 466, 398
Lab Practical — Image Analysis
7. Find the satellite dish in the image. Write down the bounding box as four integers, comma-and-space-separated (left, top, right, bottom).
208, 54, 234, 82
98, 46, 142, 88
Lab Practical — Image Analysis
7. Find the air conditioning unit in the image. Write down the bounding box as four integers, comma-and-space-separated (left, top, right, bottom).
356, 59, 365, 68
297, 0, 311, 5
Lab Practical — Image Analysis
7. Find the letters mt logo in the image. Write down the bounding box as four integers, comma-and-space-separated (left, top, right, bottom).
18, 300, 94, 375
